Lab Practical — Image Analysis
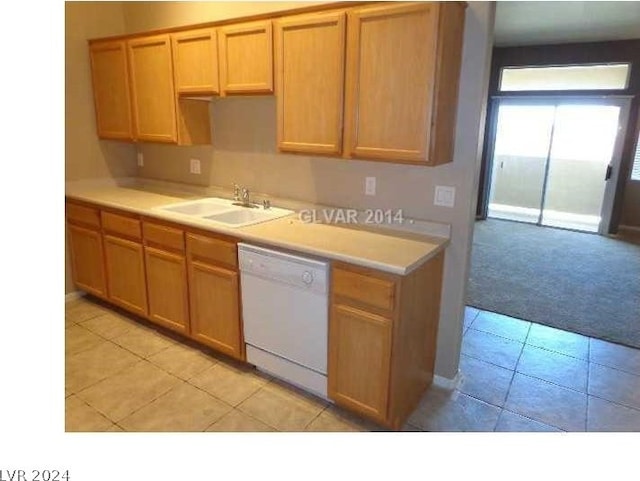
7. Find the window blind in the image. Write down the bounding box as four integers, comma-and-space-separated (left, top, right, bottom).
632, 130, 640, 181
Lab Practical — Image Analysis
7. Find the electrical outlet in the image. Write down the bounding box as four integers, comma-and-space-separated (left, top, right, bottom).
190, 158, 201, 175
137, 152, 144, 167
365, 176, 376, 196
434, 185, 456, 207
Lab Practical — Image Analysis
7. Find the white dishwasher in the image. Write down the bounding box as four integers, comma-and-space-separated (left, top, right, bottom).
238, 243, 330, 399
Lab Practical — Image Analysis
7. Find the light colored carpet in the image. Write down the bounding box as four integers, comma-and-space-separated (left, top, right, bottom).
467, 219, 640, 349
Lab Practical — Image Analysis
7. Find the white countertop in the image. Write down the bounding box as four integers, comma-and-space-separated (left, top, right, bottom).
65, 178, 450, 275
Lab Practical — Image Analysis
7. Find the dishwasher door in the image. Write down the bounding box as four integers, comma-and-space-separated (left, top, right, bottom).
238, 244, 329, 397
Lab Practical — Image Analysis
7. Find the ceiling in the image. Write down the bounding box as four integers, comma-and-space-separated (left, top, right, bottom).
494, 1, 640, 47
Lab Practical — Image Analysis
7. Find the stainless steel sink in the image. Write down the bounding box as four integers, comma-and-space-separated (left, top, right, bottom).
155, 197, 293, 227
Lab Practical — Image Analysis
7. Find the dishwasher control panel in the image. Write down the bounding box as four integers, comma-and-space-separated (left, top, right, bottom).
238, 243, 329, 294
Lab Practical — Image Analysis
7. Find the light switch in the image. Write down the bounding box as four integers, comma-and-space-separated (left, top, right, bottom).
434, 185, 455, 207
137, 152, 144, 167
190, 158, 201, 175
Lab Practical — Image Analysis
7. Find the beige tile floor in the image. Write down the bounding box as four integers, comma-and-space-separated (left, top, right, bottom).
65, 297, 640, 432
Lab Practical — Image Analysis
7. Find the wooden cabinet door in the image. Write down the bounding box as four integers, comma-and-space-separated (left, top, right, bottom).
67, 224, 107, 298
172, 28, 219, 95
104, 235, 148, 316
328, 303, 392, 423
188, 260, 243, 359
275, 12, 346, 155
219, 21, 273, 94
344, 3, 439, 163
89, 40, 133, 140
128, 35, 178, 143
145, 247, 189, 334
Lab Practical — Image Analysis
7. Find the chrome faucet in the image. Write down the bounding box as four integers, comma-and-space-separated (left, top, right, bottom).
232, 183, 272, 210
232, 184, 258, 208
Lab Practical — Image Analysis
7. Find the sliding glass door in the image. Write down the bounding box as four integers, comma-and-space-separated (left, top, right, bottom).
488, 104, 554, 224
487, 98, 629, 233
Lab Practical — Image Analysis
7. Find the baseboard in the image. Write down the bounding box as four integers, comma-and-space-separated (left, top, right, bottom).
433, 371, 461, 390
65, 291, 85, 303
619, 224, 640, 233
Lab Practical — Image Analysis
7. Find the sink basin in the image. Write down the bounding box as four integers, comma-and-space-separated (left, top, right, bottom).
155, 197, 294, 227
157, 198, 235, 217
203, 207, 293, 227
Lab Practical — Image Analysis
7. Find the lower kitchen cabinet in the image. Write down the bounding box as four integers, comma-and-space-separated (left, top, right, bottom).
67, 224, 107, 298
328, 254, 444, 429
145, 246, 189, 334
328, 303, 392, 424
186, 233, 244, 360
104, 235, 148, 317
65, 198, 446, 430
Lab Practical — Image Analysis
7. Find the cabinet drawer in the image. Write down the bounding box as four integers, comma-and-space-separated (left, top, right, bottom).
186, 233, 237, 268
102, 211, 141, 240
332, 267, 396, 312
66, 202, 100, 228
143, 222, 185, 253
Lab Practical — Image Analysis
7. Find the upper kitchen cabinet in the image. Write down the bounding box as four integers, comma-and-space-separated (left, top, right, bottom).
127, 35, 178, 143
171, 28, 220, 95
343, 2, 465, 165
89, 40, 133, 140
275, 12, 346, 155
219, 21, 273, 95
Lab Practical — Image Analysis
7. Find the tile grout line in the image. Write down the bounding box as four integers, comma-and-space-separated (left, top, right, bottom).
472, 308, 640, 371
466, 326, 529, 345
495, 372, 574, 432
67, 348, 146, 397
111, 421, 126, 432
70, 309, 170, 361
523, 336, 590, 361
494, 325, 530, 431
586, 338, 591, 431
233, 386, 283, 432
200, 407, 235, 432
105, 369, 186, 426
73, 301, 183, 353
237, 379, 330, 432
465, 351, 595, 398
585, 393, 590, 432
71, 299, 640, 432
301, 406, 327, 432
512, 371, 588, 396
203, 408, 278, 432
65, 396, 114, 432
74, 355, 184, 423
462, 352, 519, 372
65, 309, 109, 325
588, 358, 640, 377
180, 377, 238, 412
497, 407, 567, 432
185, 364, 271, 409
513, 368, 640, 414
513, 355, 589, 393
586, 391, 640, 414
69, 304, 357, 432
465, 308, 480, 330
